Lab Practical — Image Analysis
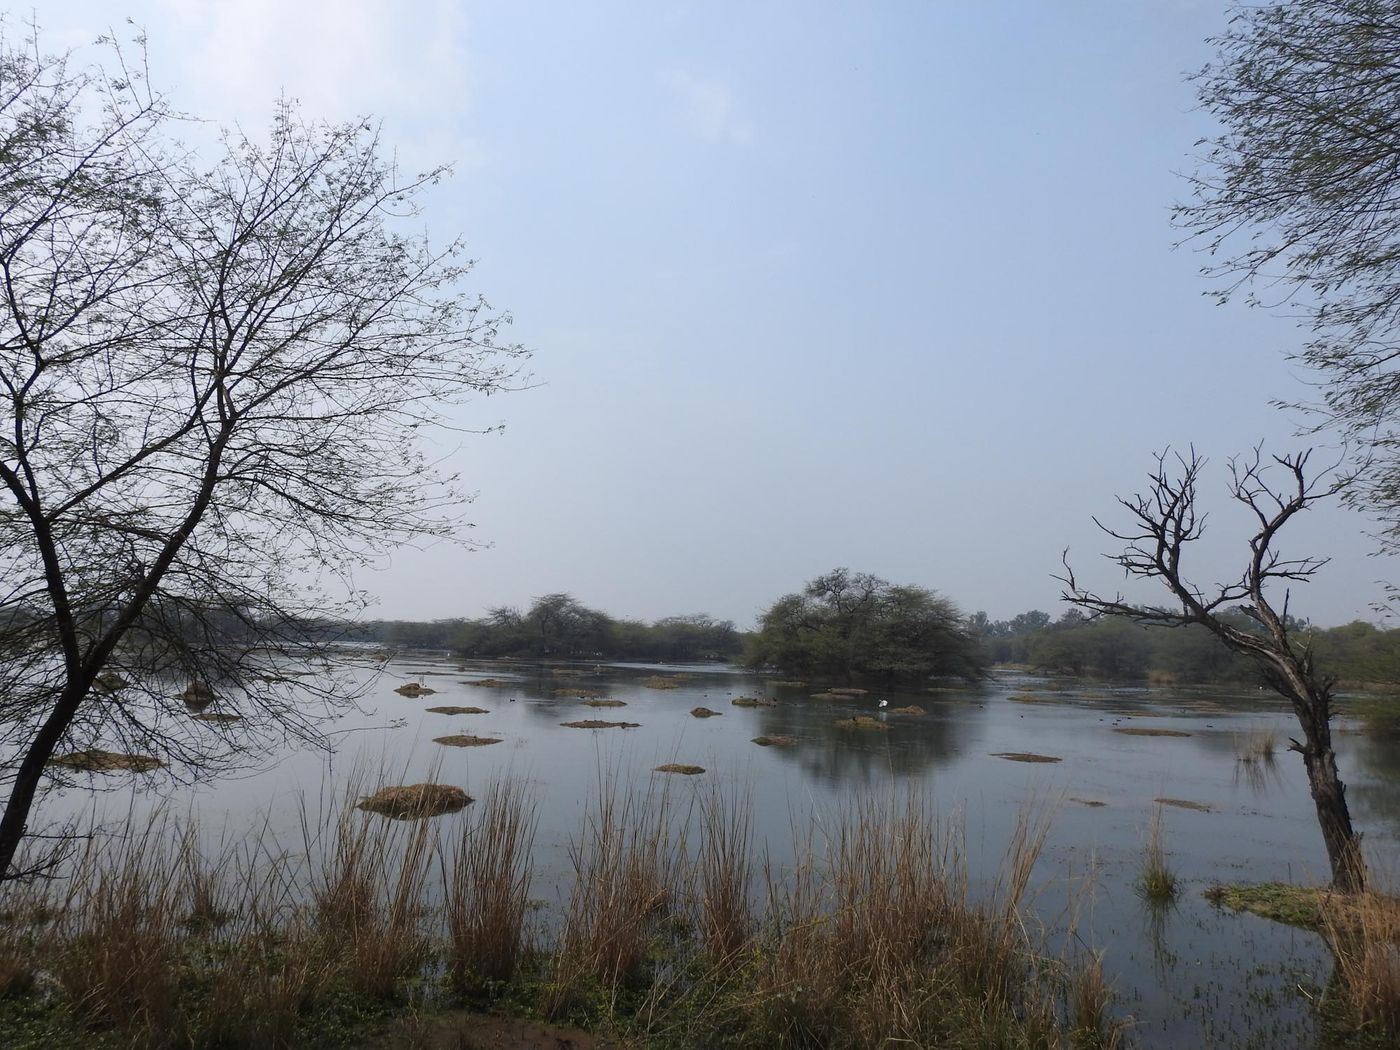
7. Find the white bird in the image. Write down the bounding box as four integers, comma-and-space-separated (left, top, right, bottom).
877, 698, 888, 708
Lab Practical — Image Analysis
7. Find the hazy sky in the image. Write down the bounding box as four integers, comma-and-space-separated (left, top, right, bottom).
32, 1, 1400, 628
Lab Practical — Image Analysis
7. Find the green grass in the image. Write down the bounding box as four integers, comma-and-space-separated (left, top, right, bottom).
1203, 882, 1326, 930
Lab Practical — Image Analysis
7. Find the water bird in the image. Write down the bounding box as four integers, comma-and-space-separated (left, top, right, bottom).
877, 698, 888, 708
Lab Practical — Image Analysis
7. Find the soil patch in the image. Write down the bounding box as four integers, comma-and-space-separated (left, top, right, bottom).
360, 1010, 616, 1050
581, 698, 627, 707
560, 720, 640, 729
641, 675, 685, 689
1114, 727, 1192, 738
771, 680, 806, 687
752, 735, 797, 747
395, 682, 437, 697
356, 784, 472, 820
991, 752, 1061, 764
890, 705, 926, 715
731, 696, 776, 707
433, 734, 503, 748
654, 764, 705, 775
1154, 797, 1212, 812
827, 687, 869, 696
51, 749, 163, 773
553, 687, 601, 699
1069, 797, 1107, 807
465, 678, 513, 687
1009, 692, 1056, 704
690, 707, 721, 717
426, 706, 490, 715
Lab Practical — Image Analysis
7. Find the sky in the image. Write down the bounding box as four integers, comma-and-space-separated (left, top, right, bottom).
28, 0, 1400, 629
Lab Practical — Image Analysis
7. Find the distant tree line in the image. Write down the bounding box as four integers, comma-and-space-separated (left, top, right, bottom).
339, 594, 744, 663
973, 608, 1400, 687
316, 579, 1400, 689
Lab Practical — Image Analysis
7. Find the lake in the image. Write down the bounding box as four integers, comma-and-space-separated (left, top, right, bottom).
40, 655, 1400, 1048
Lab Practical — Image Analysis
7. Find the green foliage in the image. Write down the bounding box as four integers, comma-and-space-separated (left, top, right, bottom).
745, 568, 984, 682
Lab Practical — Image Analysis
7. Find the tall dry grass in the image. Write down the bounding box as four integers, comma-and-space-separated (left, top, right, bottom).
695, 784, 754, 962
544, 781, 688, 1015
0, 778, 1123, 1050
446, 776, 538, 987
1322, 889, 1400, 1038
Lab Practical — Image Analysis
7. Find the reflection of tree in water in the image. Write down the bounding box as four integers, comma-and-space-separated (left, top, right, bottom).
1344, 730, 1400, 839
750, 694, 989, 785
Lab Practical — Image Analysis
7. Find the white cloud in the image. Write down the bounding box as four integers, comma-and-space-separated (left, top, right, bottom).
660, 67, 753, 144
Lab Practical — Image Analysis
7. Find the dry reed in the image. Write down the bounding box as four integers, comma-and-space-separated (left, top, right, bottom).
446, 777, 538, 987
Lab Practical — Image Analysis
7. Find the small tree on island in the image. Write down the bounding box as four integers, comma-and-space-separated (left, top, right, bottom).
0, 32, 525, 881
745, 568, 983, 683
1059, 448, 1367, 893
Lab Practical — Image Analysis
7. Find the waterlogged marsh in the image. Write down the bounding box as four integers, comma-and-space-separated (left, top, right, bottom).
37, 657, 1400, 1048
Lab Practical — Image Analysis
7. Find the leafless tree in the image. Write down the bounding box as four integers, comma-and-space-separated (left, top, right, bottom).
0, 30, 526, 880
1059, 448, 1367, 893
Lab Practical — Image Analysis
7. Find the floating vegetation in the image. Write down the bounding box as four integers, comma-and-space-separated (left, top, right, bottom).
991, 752, 1061, 763
690, 707, 721, 717
93, 672, 130, 693
465, 678, 514, 687
1009, 692, 1055, 704
827, 687, 869, 696
1069, 797, 1107, 807
356, 784, 472, 819
425, 706, 490, 715
434, 734, 503, 748
810, 691, 849, 700
770, 679, 806, 687
190, 712, 243, 723
551, 668, 591, 677
834, 716, 888, 731
1153, 797, 1212, 812
581, 699, 627, 708
559, 720, 640, 729
1203, 883, 1327, 930
395, 682, 437, 697
752, 735, 797, 747
1113, 726, 1191, 738
640, 676, 684, 690
553, 687, 601, 699
181, 679, 214, 705
653, 764, 705, 775
890, 704, 926, 715
731, 696, 776, 708
51, 750, 163, 773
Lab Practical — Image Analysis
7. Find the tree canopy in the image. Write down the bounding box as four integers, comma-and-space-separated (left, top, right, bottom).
745, 568, 983, 683
0, 32, 524, 880
1179, 0, 1400, 543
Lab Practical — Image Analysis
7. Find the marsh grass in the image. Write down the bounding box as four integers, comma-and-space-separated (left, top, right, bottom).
0, 779, 1121, 1050
1137, 806, 1179, 906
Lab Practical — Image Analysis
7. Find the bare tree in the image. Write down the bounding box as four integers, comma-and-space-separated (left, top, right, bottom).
0, 31, 525, 880
1059, 448, 1367, 893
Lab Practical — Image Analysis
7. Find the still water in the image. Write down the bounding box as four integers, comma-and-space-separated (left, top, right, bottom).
42, 656, 1400, 1048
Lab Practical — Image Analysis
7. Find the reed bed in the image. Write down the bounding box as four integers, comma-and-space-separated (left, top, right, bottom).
0, 780, 1122, 1050
1321, 888, 1400, 1040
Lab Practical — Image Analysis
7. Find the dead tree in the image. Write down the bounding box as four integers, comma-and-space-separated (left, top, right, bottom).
1059, 448, 1367, 893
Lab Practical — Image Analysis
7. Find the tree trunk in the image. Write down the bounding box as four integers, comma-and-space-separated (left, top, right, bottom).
1300, 740, 1367, 893
0, 680, 89, 881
